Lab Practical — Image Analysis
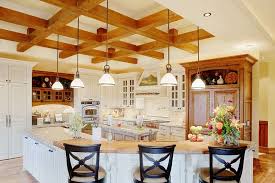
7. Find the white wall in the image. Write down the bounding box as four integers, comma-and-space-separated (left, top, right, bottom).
252, 60, 275, 148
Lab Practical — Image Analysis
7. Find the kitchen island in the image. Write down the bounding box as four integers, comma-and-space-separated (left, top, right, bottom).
23, 127, 255, 183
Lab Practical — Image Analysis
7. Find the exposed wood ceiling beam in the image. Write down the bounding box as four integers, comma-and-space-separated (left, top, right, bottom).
0, 1, 214, 65
0, 28, 138, 64
39, 0, 200, 54
16, 0, 105, 52
58, 8, 180, 59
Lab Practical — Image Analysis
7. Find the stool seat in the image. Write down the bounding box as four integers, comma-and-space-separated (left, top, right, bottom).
199, 168, 237, 183
133, 166, 168, 183
71, 166, 106, 183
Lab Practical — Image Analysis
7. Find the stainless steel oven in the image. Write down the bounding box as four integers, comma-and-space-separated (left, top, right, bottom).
81, 100, 100, 123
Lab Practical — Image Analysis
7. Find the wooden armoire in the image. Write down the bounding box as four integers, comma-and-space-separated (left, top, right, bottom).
182, 54, 257, 140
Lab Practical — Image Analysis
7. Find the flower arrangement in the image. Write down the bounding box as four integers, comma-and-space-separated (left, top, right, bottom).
206, 105, 241, 146
69, 113, 83, 138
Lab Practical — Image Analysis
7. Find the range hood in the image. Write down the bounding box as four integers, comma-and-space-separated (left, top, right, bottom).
136, 70, 161, 96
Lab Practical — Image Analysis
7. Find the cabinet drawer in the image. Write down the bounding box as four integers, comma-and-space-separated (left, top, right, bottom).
171, 127, 184, 137
159, 125, 170, 132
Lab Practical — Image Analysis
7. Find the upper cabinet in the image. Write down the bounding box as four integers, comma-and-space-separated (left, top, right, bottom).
167, 73, 185, 111
182, 54, 257, 140
118, 78, 136, 108
0, 62, 27, 84
32, 70, 74, 107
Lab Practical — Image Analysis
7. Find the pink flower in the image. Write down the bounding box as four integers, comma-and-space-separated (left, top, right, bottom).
216, 122, 223, 130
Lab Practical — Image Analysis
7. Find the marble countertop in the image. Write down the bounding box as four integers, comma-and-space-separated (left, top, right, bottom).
100, 124, 158, 135
25, 127, 255, 154
103, 117, 171, 123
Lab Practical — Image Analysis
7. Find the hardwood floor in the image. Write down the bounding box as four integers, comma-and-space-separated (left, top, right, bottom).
254, 154, 275, 183
0, 158, 37, 183
0, 154, 275, 183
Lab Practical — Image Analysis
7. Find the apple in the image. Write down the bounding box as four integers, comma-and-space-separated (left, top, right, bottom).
188, 134, 193, 140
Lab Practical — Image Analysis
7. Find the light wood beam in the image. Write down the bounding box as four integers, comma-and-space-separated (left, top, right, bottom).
41, 1, 200, 55
175, 29, 214, 44
0, 7, 48, 30
17, 0, 104, 52
137, 9, 182, 30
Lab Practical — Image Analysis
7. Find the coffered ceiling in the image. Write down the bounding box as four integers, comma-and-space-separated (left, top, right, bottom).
0, 0, 214, 73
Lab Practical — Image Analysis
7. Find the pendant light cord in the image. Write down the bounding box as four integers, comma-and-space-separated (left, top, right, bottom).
105, 0, 109, 66
167, 9, 170, 66
166, 9, 172, 73
76, 16, 80, 74
197, 26, 200, 75
56, 34, 59, 78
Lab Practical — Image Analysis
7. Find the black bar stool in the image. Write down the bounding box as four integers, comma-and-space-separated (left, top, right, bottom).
64, 143, 106, 183
133, 144, 176, 183
199, 146, 247, 183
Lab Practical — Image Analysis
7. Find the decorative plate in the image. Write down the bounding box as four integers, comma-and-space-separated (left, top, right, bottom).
44, 77, 49, 82
225, 72, 238, 84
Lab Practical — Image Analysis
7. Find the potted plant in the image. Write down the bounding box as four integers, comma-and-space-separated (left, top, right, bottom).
206, 105, 241, 146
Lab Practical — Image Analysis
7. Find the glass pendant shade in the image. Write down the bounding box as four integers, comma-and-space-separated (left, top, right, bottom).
191, 74, 206, 89
71, 72, 85, 88
99, 65, 115, 86
160, 64, 177, 86
52, 78, 64, 90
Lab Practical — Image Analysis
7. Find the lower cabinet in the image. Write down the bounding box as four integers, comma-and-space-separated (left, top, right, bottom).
159, 125, 185, 139
23, 136, 68, 183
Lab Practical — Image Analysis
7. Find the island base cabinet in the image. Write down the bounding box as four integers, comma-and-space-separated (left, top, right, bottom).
23, 136, 253, 183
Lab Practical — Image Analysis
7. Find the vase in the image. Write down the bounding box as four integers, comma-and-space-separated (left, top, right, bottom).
217, 75, 224, 85
73, 130, 81, 139
214, 135, 239, 146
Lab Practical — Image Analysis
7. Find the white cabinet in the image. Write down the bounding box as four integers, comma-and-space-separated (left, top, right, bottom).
0, 62, 27, 83
167, 73, 185, 110
0, 62, 9, 82
159, 125, 185, 139
0, 82, 9, 160
118, 78, 135, 107
0, 61, 31, 160
77, 76, 100, 101
100, 83, 119, 108
9, 83, 27, 158
23, 136, 67, 183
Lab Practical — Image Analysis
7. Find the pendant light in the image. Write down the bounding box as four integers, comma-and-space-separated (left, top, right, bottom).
71, 7, 85, 89
160, 9, 177, 86
98, 0, 115, 86
52, 34, 64, 90
191, 27, 206, 90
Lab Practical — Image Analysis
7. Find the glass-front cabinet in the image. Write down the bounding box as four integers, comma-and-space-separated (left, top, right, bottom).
167, 73, 185, 110
119, 78, 135, 107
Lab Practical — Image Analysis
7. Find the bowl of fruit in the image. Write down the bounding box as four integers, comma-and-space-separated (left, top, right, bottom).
188, 126, 204, 142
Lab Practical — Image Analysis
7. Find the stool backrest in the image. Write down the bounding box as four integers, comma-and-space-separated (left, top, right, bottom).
64, 143, 101, 182
138, 144, 176, 182
208, 146, 247, 183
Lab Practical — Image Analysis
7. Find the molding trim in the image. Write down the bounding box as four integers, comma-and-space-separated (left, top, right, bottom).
259, 147, 275, 154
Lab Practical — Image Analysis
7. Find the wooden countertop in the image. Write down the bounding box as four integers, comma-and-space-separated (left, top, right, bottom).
26, 127, 255, 154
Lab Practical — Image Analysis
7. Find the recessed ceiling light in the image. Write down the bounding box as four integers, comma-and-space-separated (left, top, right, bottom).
203, 12, 212, 17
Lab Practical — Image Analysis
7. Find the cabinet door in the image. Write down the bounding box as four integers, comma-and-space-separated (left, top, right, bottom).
91, 77, 100, 100
0, 62, 9, 82
190, 91, 210, 126
0, 82, 9, 160
9, 64, 27, 83
214, 90, 239, 117
9, 83, 27, 158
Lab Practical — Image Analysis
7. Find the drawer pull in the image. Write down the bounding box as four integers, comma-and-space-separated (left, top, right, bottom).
35, 142, 39, 145
48, 149, 53, 152
24, 137, 28, 139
